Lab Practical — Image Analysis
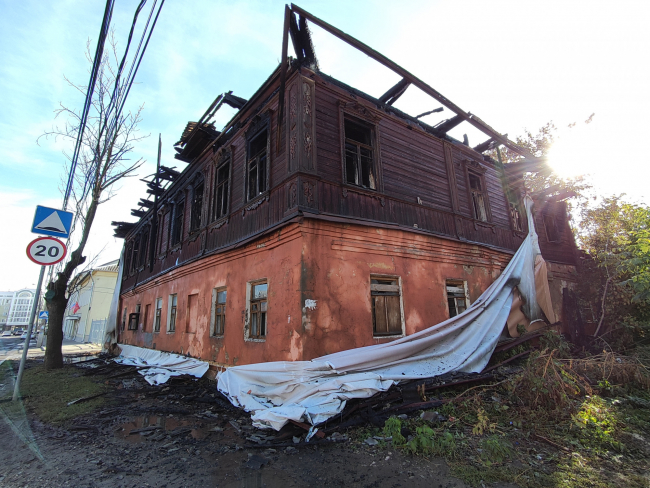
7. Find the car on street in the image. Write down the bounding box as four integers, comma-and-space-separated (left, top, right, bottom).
13, 328, 23, 336
1, 331, 11, 337
20, 332, 28, 340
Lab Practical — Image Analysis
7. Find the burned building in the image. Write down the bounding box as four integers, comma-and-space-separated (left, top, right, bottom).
113, 5, 577, 369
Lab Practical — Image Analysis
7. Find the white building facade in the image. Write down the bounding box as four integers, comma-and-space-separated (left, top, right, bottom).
0, 289, 37, 329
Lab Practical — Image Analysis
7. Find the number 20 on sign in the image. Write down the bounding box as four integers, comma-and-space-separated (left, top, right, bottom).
26, 237, 67, 266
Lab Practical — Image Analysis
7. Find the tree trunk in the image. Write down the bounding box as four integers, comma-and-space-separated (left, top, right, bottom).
44, 277, 69, 369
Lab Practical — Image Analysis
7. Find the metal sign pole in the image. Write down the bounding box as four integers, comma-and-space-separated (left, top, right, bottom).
13, 265, 46, 401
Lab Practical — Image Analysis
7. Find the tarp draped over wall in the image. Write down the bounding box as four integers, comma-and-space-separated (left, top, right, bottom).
103, 247, 124, 350
116, 344, 210, 385
218, 197, 555, 431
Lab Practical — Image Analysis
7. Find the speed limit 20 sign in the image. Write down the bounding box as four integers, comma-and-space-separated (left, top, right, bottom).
26, 237, 67, 265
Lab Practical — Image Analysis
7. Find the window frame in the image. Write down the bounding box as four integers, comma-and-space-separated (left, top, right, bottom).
245, 280, 268, 341
463, 162, 492, 223
121, 307, 127, 331
212, 149, 232, 222
154, 297, 162, 332
543, 213, 561, 242
128, 303, 141, 330
370, 275, 405, 337
143, 303, 150, 332
167, 294, 177, 333
170, 195, 185, 247
341, 114, 379, 191
189, 176, 205, 233
245, 116, 270, 202
446, 280, 470, 318
210, 287, 227, 337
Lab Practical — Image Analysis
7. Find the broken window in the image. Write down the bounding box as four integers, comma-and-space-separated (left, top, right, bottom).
168, 294, 177, 332
124, 241, 133, 275
154, 297, 162, 332
510, 202, 523, 232
139, 227, 149, 267
190, 181, 204, 232
128, 304, 140, 330
249, 282, 267, 339
344, 117, 376, 189
212, 288, 227, 336
468, 173, 488, 222
171, 198, 184, 246
371, 277, 403, 336
446, 281, 469, 318
213, 153, 230, 221
131, 235, 140, 272
247, 129, 268, 201
544, 213, 560, 242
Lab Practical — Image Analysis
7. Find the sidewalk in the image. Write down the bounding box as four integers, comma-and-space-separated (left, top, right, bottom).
0, 339, 102, 361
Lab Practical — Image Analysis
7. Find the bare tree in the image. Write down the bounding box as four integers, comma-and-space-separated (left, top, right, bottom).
39, 34, 147, 369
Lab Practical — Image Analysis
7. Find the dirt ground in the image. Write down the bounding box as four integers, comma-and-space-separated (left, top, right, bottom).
0, 358, 516, 488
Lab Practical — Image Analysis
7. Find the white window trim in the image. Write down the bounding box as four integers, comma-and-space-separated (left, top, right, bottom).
244, 279, 267, 342
370, 274, 405, 339
445, 279, 470, 318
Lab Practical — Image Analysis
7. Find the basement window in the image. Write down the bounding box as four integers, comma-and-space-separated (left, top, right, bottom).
344, 117, 376, 190
247, 129, 268, 201
371, 277, 403, 336
211, 288, 227, 336
190, 181, 204, 232
468, 173, 488, 222
446, 281, 469, 318
248, 282, 268, 340
168, 294, 177, 333
154, 297, 162, 332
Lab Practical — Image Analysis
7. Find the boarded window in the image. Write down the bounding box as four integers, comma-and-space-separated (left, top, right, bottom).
171, 199, 184, 245
213, 155, 230, 220
371, 277, 402, 336
212, 288, 227, 336
154, 298, 162, 332
446, 281, 469, 318
190, 182, 204, 232
247, 130, 268, 200
468, 173, 488, 222
168, 294, 177, 332
344, 117, 376, 189
249, 282, 267, 339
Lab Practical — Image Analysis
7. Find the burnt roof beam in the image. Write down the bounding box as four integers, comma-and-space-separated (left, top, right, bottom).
473, 137, 499, 153
378, 78, 410, 106
434, 114, 464, 133
289, 12, 317, 67
289, 3, 534, 159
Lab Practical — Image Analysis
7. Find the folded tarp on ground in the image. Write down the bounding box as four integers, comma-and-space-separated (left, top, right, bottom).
116, 344, 209, 385
218, 197, 551, 431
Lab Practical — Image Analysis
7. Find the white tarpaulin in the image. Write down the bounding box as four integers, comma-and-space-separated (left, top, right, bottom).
218, 197, 550, 430
116, 344, 209, 385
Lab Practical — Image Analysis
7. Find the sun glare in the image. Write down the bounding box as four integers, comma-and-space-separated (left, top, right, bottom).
546, 122, 599, 180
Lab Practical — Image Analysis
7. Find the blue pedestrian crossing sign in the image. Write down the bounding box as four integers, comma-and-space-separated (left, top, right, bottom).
38, 311, 49, 320
31, 206, 74, 239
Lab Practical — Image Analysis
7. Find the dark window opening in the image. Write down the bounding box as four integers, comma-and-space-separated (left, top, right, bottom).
469, 173, 488, 222
249, 282, 267, 339
446, 281, 468, 318
544, 214, 560, 242
124, 242, 133, 275
139, 228, 149, 267
371, 277, 402, 336
143, 304, 150, 332
344, 118, 376, 189
247, 130, 268, 201
131, 236, 140, 272
154, 298, 162, 332
190, 182, 204, 232
171, 199, 184, 246
121, 308, 127, 331
213, 159, 230, 220
213, 288, 227, 336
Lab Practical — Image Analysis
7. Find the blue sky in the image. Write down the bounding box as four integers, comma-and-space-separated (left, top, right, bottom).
1, 0, 648, 291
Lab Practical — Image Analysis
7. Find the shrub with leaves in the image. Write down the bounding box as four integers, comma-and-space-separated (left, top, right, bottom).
479, 435, 513, 465
383, 416, 406, 446
572, 396, 622, 451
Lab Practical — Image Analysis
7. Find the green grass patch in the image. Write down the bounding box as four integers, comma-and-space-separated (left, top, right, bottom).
0, 362, 107, 424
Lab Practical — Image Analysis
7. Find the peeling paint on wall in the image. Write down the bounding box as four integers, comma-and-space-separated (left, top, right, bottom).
304, 299, 317, 310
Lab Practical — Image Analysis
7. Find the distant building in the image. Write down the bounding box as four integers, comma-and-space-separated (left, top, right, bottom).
0, 289, 37, 330
63, 260, 119, 343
